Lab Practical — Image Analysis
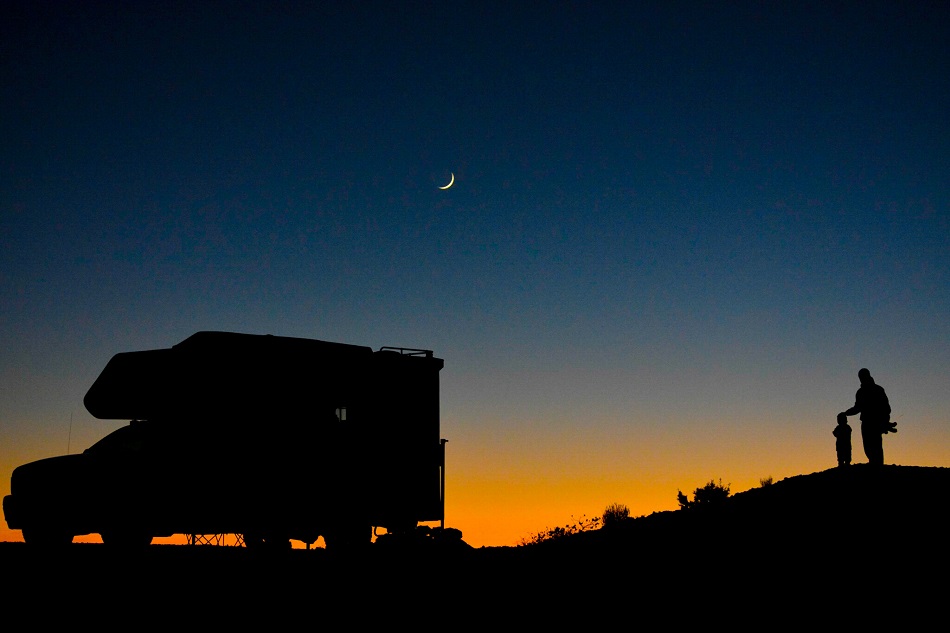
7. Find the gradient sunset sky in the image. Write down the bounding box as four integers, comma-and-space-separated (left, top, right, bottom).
2, 1, 948, 548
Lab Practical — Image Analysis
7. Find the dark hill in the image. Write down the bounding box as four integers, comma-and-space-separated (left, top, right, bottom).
531, 463, 948, 551
468, 464, 950, 605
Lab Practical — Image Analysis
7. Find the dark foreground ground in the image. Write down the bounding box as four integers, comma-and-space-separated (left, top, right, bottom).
2, 464, 947, 624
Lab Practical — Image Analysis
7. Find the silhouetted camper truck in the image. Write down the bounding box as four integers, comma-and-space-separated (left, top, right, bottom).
3, 331, 447, 549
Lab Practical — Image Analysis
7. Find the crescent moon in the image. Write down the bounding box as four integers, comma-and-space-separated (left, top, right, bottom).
438, 173, 455, 190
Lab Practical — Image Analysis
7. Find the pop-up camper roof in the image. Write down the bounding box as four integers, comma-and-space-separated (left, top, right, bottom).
83, 331, 375, 420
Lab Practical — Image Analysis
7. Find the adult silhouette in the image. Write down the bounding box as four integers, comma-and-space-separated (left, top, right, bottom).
839, 368, 895, 466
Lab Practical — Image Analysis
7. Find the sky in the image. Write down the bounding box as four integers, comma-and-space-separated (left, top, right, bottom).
2, 1, 948, 548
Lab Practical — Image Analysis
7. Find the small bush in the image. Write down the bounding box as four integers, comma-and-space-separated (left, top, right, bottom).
760, 476, 773, 487
602, 503, 630, 528
677, 478, 731, 510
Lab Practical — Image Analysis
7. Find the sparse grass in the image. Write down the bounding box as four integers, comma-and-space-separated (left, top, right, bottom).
522, 474, 775, 544
519, 514, 601, 546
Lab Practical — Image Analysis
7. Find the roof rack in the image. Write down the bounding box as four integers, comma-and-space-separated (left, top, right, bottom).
379, 347, 433, 358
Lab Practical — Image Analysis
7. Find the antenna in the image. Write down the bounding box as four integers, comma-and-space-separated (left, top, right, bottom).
67, 411, 73, 455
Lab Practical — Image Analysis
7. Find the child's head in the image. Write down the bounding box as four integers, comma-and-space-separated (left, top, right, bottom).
837, 412, 849, 426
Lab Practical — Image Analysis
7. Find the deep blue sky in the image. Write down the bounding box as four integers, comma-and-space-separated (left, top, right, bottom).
2, 1, 948, 546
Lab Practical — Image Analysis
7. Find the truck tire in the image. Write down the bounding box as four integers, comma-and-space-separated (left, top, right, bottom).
242, 533, 291, 550
21, 526, 74, 546
323, 524, 372, 553
100, 529, 153, 548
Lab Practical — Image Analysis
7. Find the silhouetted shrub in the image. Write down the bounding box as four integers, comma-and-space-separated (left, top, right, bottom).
519, 514, 601, 545
677, 478, 731, 510
760, 476, 773, 487
603, 503, 630, 528
602, 502, 630, 528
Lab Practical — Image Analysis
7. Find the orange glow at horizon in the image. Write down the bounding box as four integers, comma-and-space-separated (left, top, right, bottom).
3, 408, 948, 549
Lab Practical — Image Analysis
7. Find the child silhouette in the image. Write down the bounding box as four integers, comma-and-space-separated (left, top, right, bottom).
834, 412, 852, 468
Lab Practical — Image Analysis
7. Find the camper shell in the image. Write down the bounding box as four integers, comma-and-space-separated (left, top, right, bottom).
3, 331, 446, 549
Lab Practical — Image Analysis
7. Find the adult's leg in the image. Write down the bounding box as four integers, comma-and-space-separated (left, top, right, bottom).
862, 423, 883, 465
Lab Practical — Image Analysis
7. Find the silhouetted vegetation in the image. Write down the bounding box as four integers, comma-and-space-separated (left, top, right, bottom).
602, 502, 630, 528
519, 514, 601, 545
677, 478, 731, 510
760, 476, 773, 487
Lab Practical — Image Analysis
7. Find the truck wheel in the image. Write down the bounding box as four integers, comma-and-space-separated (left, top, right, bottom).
242, 533, 290, 550
21, 527, 74, 546
242, 533, 264, 549
100, 529, 153, 548
324, 524, 372, 553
